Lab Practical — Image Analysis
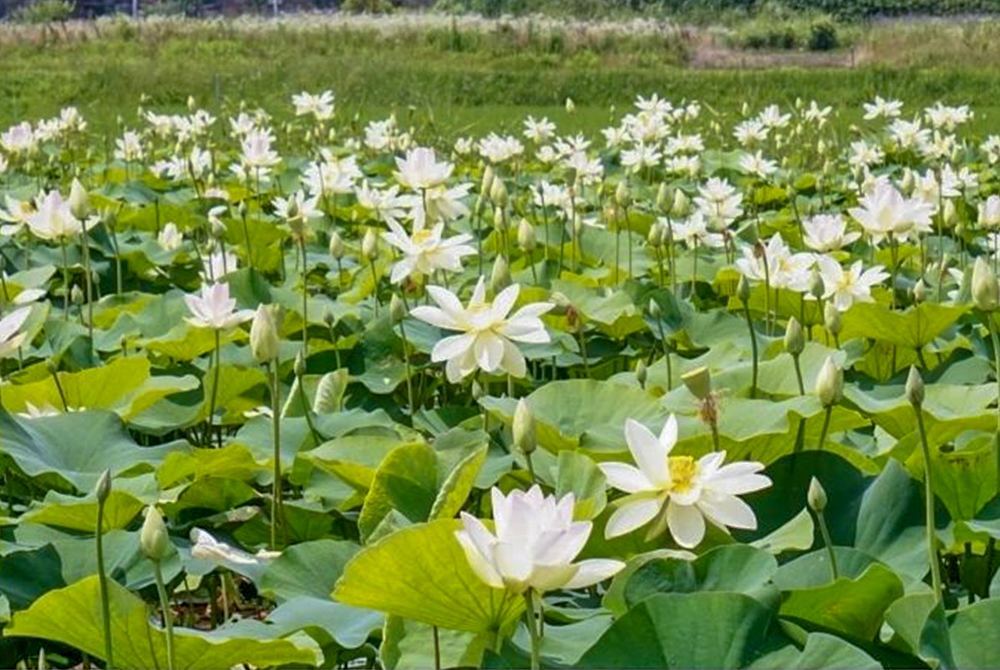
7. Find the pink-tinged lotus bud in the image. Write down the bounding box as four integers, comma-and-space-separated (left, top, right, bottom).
815, 356, 843, 407
905, 365, 925, 408
972, 256, 999, 312
140, 506, 171, 562
807, 477, 828, 512
250, 304, 280, 363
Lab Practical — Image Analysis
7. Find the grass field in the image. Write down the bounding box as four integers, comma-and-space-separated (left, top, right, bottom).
2, 14, 1000, 139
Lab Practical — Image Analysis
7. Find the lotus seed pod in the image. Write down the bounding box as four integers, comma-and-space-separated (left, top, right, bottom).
69, 178, 89, 221
972, 256, 999, 311
905, 365, 925, 408
815, 356, 843, 407
808, 269, 824, 301
294, 349, 307, 378
389, 294, 406, 324
656, 183, 672, 213
481, 164, 496, 197
313, 369, 348, 414
672, 190, 690, 218
512, 399, 537, 456
361, 228, 378, 260
784, 317, 805, 356
824, 303, 843, 335
250, 304, 280, 363
140, 506, 171, 562
329, 231, 345, 260
95, 469, 112, 504
682, 366, 712, 401
734, 276, 751, 304
490, 255, 511, 295
807, 477, 828, 512
913, 278, 928, 304
517, 218, 536, 252
635, 360, 648, 387
615, 181, 632, 208
71, 284, 84, 306
490, 178, 508, 208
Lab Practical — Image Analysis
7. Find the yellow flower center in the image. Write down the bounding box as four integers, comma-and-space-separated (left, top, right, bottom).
412, 229, 433, 245
668, 455, 698, 494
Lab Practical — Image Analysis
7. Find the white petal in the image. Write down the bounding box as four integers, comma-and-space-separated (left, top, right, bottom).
697, 494, 758, 531
410, 305, 460, 330
474, 333, 504, 372
667, 500, 706, 548
605, 498, 661, 538
658, 414, 678, 452
431, 333, 475, 363
491, 284, 521, 320
563, 559, 626, 589
456, 531, 504, 589
500, 339, 527, 378
624, 418, 670, 487
598, 462, 654, 494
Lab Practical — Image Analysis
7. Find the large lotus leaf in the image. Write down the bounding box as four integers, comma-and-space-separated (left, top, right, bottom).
220, 596, 381, 652
480, 379, 667, 454
333, 519, 524, 635
358, 442, 438, 541
845, 382, 996, 440
429, 444, 488, 521
156, 443, 264, 488
575, 592, 774, 669
0, 356, 197, 420
258, 539, 361, 603
555, 450, 607, 521
948, 598, 1000, 669
143, 323, 236, 361
20, 490, 144, 531
922, 434, 998, 521
0, 408, 186, 493
303, 432, 417, 492
547, 280, 646, 339
164, 477, 259, 519
747, 632, 881, 669
774, 547, 881, 590
750, 508, 815, 556
841, 302, 968, 349
779, 563, 904, 641
5, 576, 321, 668
382, 616, 489, 670
0, 544, 65, 611
884, 593, 955, 668
200, 363, 268, 423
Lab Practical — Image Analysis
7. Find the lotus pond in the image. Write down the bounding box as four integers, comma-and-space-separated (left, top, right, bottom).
0, 94, 999, 668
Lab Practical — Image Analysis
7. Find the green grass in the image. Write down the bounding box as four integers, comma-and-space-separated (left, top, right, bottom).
1, 16, 999, 138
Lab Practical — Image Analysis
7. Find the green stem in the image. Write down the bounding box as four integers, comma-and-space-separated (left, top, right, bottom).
816, 405, 833, 451
81, 217, 93, 353
96, 497, 114, 669
433, 625, 441, 670
153, 561, 175, 670
206, 330, 221, 446
300, 237, 309, 356
743, 305, 758, 399
60, 238, 70, 321
297, 368, 322, 446
270, 361, 282, 551
914, 403, 943, 604
50, 366, 69, 412
815, 509, 839, 581
523, 589, 541, 670
793, 354, 805, 395
989, 316, 1000, 492
399, 318, 415, 416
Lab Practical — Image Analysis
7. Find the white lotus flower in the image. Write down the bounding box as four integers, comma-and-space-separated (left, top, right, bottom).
456, 486, 625, 595
190, 528, 279, 569
849, 182, 933, 244
863, 96, 903, 120
184, 282, 254, 331
394, 147, 453, 191
816, 255, 889, 312
25, 190, 82, 241
600, 416, 771, 548
291, 90, 335, 121
0, 306, 31, 358
157, 223, 184, 251
803, 214, 861, 253
410, 278, 553, 383
382, 217, 475, 284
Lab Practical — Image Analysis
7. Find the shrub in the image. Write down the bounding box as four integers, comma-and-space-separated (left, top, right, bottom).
808, 19, 839, 51
10, 0, 74, 22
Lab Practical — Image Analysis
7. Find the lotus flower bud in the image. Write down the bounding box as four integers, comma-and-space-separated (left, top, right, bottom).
978, 195, 1000, 228
784, 317, 805, 356
972, 256, 999, 311
808, 270, 824, 301
512, 399, 537, 455
672, 190, 690, 218
294, 349, 307, 379
913, 278, 928, 304
313, 369, 348, 414
493, 206, 508, 233
362, 228, 378, 260
250, 304, 280, 363
943, 199, 958, 228
71, 284, 84, 306
656, 183, 671, 213
635, 360, 648, 388
899, 169, 915, 194
329, 231, 345, 260
682, 366, 712, 401
389, 294, 406, 324
815, 356, 843, 407
140, 506, 171, 562
648, 298, 662, 320
45, 358, 58, 376
824, 303, 842, 335
807, 477, 828, 512
647, 221, 663, 248
905, 365, 925, 408
737, 275, 751, 303
95, 469, 112, 504
517, 218, 536, 252
565, 98, 576, 114
481, 164, 496, 197
490, 255, 511, 295
615, 181, 632, 208
490, 178, 508, 208
471, 379, 485, 401
69, 178, 89, 220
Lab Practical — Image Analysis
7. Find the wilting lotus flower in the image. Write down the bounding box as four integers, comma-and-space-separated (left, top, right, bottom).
456, 486, 624, 595
184, 282, 254, 331
410, 277, 553, 383
600, 416, 772, 548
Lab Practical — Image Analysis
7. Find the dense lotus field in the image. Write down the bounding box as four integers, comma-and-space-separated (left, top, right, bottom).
1, 91, 1000, 669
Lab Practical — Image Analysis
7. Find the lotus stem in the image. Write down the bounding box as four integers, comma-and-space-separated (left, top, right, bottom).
743, 304, 758, 399
816, 405, 833, 451
60, 239, 70, 321
299, 237, 309, 356
792, 354, 805, 396
989, 316, 1000, 493
814, 508, 839, 582
399, 317, 415, 415
913, 399, 943, 603
523, 589, 541, 670
206, 329, 221, 446
96, 496, 114, 669
433, 626, 441, 670
270, 360, 282, 551
153, 561, 175, 670
80, 217, 93, 353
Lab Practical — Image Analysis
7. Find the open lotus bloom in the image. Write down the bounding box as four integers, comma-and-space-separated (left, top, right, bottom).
600, 416, 772, 548
456, 486, 625, 595
184, 281, 254, 331
189, 528, 279, 581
